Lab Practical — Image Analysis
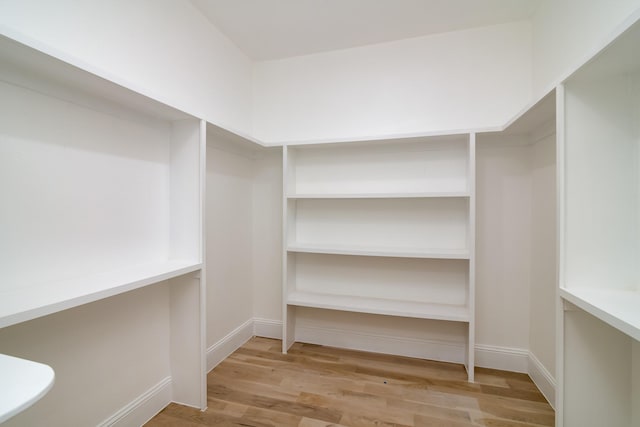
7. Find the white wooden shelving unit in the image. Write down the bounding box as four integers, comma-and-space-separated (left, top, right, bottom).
282, 134, 477, 381
0, 33, 207, 409
557, 17, 640, 427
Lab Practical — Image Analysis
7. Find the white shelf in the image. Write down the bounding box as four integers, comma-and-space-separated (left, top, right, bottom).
0, 260, 201, 329
0, 33, 192, 123
287, 191, 470, 199
287, 243, 469, 259
0, 354, 55, 423
560, 287, 640, 342
287, 291, 470, 322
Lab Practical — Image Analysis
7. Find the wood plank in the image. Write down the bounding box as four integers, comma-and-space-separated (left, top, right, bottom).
145, 338, 555, 427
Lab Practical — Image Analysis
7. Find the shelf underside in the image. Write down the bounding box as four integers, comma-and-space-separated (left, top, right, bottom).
287, 243, 469, 259
0, 260, 201, 328
287, 291, 470, 322
560, 287, 640, 342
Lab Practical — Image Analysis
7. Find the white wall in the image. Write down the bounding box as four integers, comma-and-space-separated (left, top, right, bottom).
529, 133, 556, 378
205, 143, 282, 347
253, 21, 532, 143
252, 151, 283, 324
0, 285, 171, 427
531, 0, 640, 96
476, 139, 532, 351
0, 0, 253, 134
206, 146, 254, 347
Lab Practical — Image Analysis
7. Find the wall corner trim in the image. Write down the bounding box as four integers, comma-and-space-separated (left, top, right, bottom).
206, 318, 254, 372
474, 344, 529, 373
528, 351, 556, 408
253, 318, 283, 339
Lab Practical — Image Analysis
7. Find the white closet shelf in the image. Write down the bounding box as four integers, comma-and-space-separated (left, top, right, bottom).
0, 260, 201, 329
287, 243, 469, 259
287, 291, 470, 322
559, 287, 640, 342
287, 191, 470, 199
0, 33, 192, 123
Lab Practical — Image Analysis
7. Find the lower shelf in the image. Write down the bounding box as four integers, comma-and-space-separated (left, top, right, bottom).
0, 259, 202, 328
287, 291, 470, 322
287, 243, 469, 259
560, 287, 640, 342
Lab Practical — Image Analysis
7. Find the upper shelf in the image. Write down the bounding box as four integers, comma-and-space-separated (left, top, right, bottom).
0, 260, 201, 329
0, 26, 558, 149
0, 32, 191, 123
0, 30, 269, 151
566, 16, 640, 85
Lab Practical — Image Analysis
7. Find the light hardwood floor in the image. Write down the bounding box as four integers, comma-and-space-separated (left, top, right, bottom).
146, 337, 554, 427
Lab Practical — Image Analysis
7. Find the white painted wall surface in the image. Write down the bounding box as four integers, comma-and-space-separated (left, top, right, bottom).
205, 145, 282, 347
253, 21, 532, 143
206, 146, 254, 346
529, 133, 556, 377
531, 0, 640, 96
252, 151, 283, 322
0, 285, 171, 427
476, 140, 532, 350
0, 0, 253, 134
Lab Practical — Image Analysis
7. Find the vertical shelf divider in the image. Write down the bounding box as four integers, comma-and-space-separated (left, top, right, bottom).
168, 118, 206, 409
467, 132, 476, 382
282, 145, 296, 352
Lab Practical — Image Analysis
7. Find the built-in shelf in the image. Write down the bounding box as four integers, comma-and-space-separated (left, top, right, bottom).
287, 291, 470, 322
287, 191, 470, 199
283, 134, 476, 382
557, 15, 640, 427
559, 287, 640, 342
0, 260, 201, 329
287, 243, 469, 259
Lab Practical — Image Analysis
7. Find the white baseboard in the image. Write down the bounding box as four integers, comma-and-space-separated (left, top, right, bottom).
206, 318, 254, 372
295, 324, 466, 363
96, 376, 172, 427
98, 319, 555, 427
253, 317, 282, 339
475, 344, 529, 373
528, 352, 556, 408
255, 320, 534, 375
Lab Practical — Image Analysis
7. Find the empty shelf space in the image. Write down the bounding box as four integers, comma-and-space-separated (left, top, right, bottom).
287, 243, 469, 259
0, 260, 201, 328
287, 291, 470, 322
289, 197, 469, 251
287, 191, 470, 199
560, 287, 640, 342
287, 136, 470, 196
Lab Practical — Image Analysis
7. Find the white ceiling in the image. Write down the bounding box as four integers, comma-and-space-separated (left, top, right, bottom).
190, 0, 543, 61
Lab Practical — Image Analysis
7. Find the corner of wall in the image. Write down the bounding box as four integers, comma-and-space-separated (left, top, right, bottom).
528, 351, 556, 408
